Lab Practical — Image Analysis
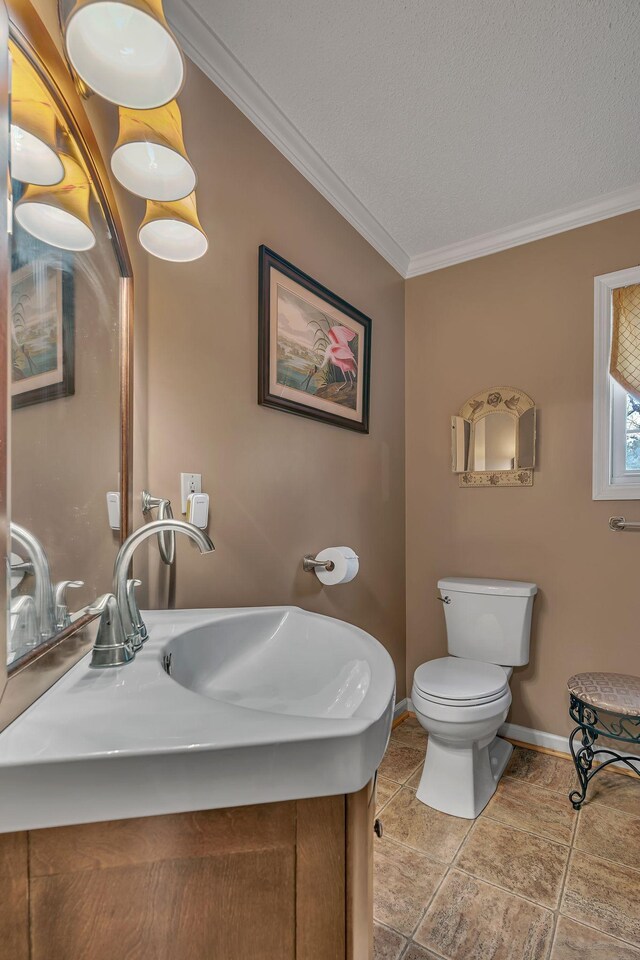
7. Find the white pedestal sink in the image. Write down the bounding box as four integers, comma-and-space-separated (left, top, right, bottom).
0, 607, 396, 832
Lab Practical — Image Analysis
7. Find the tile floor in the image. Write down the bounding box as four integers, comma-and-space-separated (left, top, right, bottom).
374, 717, 640, 960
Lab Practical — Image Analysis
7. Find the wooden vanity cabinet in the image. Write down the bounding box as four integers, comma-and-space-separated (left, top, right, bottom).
0, 782, 374, 960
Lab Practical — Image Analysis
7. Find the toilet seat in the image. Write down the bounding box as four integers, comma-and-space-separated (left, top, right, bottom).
414, 657, 509, 707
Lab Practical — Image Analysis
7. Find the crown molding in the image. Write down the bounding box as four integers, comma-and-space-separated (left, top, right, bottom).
406, 182, 640, 277
167, 0, 410, 277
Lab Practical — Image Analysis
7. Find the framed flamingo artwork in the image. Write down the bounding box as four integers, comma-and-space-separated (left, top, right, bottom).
258, 246, 371, 433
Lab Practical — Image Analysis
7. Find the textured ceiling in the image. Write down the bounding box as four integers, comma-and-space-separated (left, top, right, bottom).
169, 0, 640, 271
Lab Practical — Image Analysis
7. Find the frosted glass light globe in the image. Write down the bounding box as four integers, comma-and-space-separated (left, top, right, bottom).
65, 1, 184, 108
111, 141, 196, 201
11, 124, 64, 185
16, 202, 95, 251
139, 217, 207, 262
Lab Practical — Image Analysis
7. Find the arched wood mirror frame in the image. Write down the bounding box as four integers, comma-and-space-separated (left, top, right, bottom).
451, 386, 536, 487
0, 0, 133, 732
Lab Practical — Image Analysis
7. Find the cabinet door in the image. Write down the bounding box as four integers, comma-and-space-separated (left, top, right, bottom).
346, 781, 375, 960
0, 832, 29, 960
296, 795, 346, 960
29, 806, 297, 960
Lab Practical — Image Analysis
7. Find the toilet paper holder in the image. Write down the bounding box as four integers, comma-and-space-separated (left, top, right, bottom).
303, 554, 336, 573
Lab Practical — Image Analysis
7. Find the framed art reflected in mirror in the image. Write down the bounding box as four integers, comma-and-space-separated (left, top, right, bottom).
11, 200, 75, 409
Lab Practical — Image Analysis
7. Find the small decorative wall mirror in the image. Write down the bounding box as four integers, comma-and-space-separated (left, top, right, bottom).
451, 387, 536, 487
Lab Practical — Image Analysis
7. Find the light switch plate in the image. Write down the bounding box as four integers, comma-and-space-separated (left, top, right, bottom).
180, 473, 202, 513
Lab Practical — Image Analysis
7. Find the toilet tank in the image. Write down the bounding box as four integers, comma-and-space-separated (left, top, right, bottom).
438, 577, 537, 667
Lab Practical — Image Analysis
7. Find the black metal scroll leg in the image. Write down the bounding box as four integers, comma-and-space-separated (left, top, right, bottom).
569, 723, 598, 810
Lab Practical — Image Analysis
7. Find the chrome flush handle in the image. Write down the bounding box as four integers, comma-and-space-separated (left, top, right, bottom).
437, 596, 452, 604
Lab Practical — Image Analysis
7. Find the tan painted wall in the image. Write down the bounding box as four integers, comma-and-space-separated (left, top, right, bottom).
406, 211, 640, 736
145, 65, 407, 694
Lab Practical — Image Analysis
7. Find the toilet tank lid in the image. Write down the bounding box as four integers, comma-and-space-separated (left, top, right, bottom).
438, 577, 537, 597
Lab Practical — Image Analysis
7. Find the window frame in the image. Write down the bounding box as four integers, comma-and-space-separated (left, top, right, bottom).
593, 266, 640, 499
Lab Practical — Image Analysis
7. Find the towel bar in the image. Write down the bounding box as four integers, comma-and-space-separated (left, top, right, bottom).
609, 516, 640, 531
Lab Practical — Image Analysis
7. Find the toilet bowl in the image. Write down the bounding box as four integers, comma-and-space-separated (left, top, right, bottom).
412, 657, 513, 819
412, 577, 537, 819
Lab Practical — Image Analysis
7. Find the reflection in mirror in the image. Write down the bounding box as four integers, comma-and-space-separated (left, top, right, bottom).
470, 412, 517, 471
7, 42, 123, 667
451, 386, 536, 487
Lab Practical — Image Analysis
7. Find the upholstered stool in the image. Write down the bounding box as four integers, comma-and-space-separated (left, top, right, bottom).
567, 672, 640, 809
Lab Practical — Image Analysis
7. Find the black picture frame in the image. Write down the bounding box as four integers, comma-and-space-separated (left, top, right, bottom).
258, 245, 371, 433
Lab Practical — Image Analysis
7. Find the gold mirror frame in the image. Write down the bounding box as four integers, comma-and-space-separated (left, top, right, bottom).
452, 386, 536, 488
0, 0, 133, 732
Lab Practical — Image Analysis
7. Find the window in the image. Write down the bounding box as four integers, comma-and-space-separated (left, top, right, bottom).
593, 266, 640, 499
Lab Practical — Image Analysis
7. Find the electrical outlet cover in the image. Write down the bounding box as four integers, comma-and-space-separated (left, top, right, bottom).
180, 473, 202, 513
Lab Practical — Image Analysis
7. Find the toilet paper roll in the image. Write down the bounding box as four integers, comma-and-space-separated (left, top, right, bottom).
314, 546, 359, 586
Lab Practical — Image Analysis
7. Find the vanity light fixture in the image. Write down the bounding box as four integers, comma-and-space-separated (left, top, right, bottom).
111, 100, 196, 201
138, 191, 207, 261
15, 153, 95, 251
61, 0, 185, 109
10, 59, 64, 186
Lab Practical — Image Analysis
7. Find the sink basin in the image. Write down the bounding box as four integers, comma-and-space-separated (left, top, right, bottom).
166, 608, 381, 719
0, 606, 396, 832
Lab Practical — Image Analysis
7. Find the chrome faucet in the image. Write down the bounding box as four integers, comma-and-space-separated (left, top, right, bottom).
113, 519, 215, 651
10, 523, 55, 642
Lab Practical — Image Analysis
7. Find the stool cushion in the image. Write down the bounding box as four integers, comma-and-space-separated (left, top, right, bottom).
567, 672, 640, 717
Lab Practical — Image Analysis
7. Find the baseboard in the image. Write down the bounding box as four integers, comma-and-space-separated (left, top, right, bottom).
499, 721, 640, 768
404, 701, 638, 771
499, 722, 570, 754
394, 698, 409, 721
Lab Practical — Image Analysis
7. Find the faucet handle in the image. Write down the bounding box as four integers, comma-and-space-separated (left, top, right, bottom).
88, 593, 113, 617
126, 578, 148, 649
89, 593, 135, 669
54, 580, 85, 631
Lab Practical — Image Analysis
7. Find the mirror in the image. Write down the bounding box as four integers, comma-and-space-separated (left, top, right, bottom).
470, 412, 516, 471
451, 387, 536, 487
1, 1, 132, 716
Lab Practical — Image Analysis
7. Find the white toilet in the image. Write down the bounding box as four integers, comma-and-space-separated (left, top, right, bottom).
412, 577, 537, 819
